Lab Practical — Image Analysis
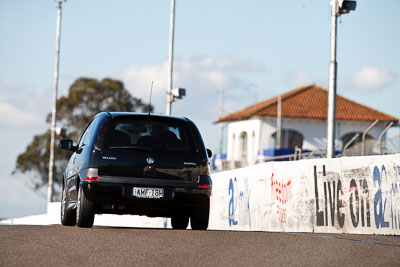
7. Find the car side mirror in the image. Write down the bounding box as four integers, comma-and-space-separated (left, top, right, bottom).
59, 139, 77, 152
206, 148, 212, 159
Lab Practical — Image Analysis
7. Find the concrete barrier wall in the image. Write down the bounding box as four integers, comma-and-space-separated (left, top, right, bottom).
3, 154, 399, 236
208, 154, 400, 235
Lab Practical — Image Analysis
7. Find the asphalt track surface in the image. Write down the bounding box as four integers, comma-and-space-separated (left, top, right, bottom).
1, 225, 400, 266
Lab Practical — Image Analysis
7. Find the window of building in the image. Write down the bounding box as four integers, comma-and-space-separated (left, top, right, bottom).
271, 129, 303, 149
239, 131, 248, 162
341, 132, 373, 150
251, 131, 256, 163
231, 134, 236, 160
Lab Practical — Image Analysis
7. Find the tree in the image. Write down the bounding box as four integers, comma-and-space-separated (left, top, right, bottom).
48, 77, 152, 133
13, 77, 153, 200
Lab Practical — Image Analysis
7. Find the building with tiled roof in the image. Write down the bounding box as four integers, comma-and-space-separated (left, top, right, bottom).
215, 84, 398, 169
218, 84, 398, 123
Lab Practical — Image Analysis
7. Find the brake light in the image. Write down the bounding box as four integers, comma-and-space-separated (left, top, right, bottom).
86, 176, 99, 181
198, 184, 210, 189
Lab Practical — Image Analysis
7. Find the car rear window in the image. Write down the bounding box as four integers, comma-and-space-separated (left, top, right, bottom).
101, 117, 198, 152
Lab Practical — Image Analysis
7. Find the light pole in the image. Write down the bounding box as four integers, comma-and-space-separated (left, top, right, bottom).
276, 96, 282, 150
48, 0, 65, 203
326, 0, 356, 158
166, 0, 176, 115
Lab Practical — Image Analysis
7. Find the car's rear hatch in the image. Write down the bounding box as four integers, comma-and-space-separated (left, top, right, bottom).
97, 115, 205, 182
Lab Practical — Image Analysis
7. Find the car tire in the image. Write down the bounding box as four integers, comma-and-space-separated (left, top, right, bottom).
76, 184, 95, 228
190, 199, 210, 230
61, 182, 76, 226
171, 215, 189, 229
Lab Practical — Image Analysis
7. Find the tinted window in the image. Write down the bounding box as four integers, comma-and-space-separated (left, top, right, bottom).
103, 118, 197, 152
77, 119, 96, 147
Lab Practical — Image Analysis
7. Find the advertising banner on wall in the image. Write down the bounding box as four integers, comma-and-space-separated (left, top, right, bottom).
33, 154, 399, 235
209, 154, 400, 235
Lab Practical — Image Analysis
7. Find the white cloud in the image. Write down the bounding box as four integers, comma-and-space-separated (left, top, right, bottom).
285, 70, 313, 88
178, 54, 265, 73
349, 67, 395, 92
0, 101, 43, 127
117, 54, 265, 151
0, 77, 20, 91
119, 62, 169, 111
118, 54, 265, 114
0, 77, 51, 129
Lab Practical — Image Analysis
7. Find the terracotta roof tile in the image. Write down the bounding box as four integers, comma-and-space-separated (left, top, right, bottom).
217, 84, 398, 123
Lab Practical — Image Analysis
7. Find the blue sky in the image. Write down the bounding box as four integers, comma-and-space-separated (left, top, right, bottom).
0, 0, 399, 219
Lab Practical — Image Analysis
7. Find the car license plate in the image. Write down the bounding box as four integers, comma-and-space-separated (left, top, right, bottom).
133, 187, 164, 199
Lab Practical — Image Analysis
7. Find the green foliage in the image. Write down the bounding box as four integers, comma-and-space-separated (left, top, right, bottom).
13, 130, 69, 198
47, 77, 153, 133
14, 77, 153, 199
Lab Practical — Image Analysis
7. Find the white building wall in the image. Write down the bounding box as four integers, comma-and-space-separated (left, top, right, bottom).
226, 116, 389, 164
259, 117, 327, 151
260, 118, 388, 151
258, 117, 277, 149
338, 120, 386, 140
226, 119, 262, 165
277, 118, 327, 151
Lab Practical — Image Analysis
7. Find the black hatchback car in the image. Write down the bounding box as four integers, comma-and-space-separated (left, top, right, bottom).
59, 112, 212, 229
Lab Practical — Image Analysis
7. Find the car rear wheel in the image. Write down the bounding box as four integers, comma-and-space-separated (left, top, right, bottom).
190, 199, 210, 230
76, 184, 95, 228
171, 215, 189, 229
61, 182, 76, 226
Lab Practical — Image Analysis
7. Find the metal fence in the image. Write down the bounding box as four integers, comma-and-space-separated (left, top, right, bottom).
342, 135, 400, 157
213, 136, 400, 172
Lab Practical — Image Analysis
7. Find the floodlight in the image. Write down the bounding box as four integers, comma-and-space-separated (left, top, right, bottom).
339, 0, 356, 15
172, 88, 186, 99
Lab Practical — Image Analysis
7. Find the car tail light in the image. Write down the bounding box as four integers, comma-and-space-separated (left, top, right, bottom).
198, 184, 210, 189
86, 176, 99, 181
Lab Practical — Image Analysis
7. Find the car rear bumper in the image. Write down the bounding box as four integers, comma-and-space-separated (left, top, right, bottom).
81, 175, 211, 217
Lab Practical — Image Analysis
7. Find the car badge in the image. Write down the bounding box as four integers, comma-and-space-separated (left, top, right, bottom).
146, 157, 155, 165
